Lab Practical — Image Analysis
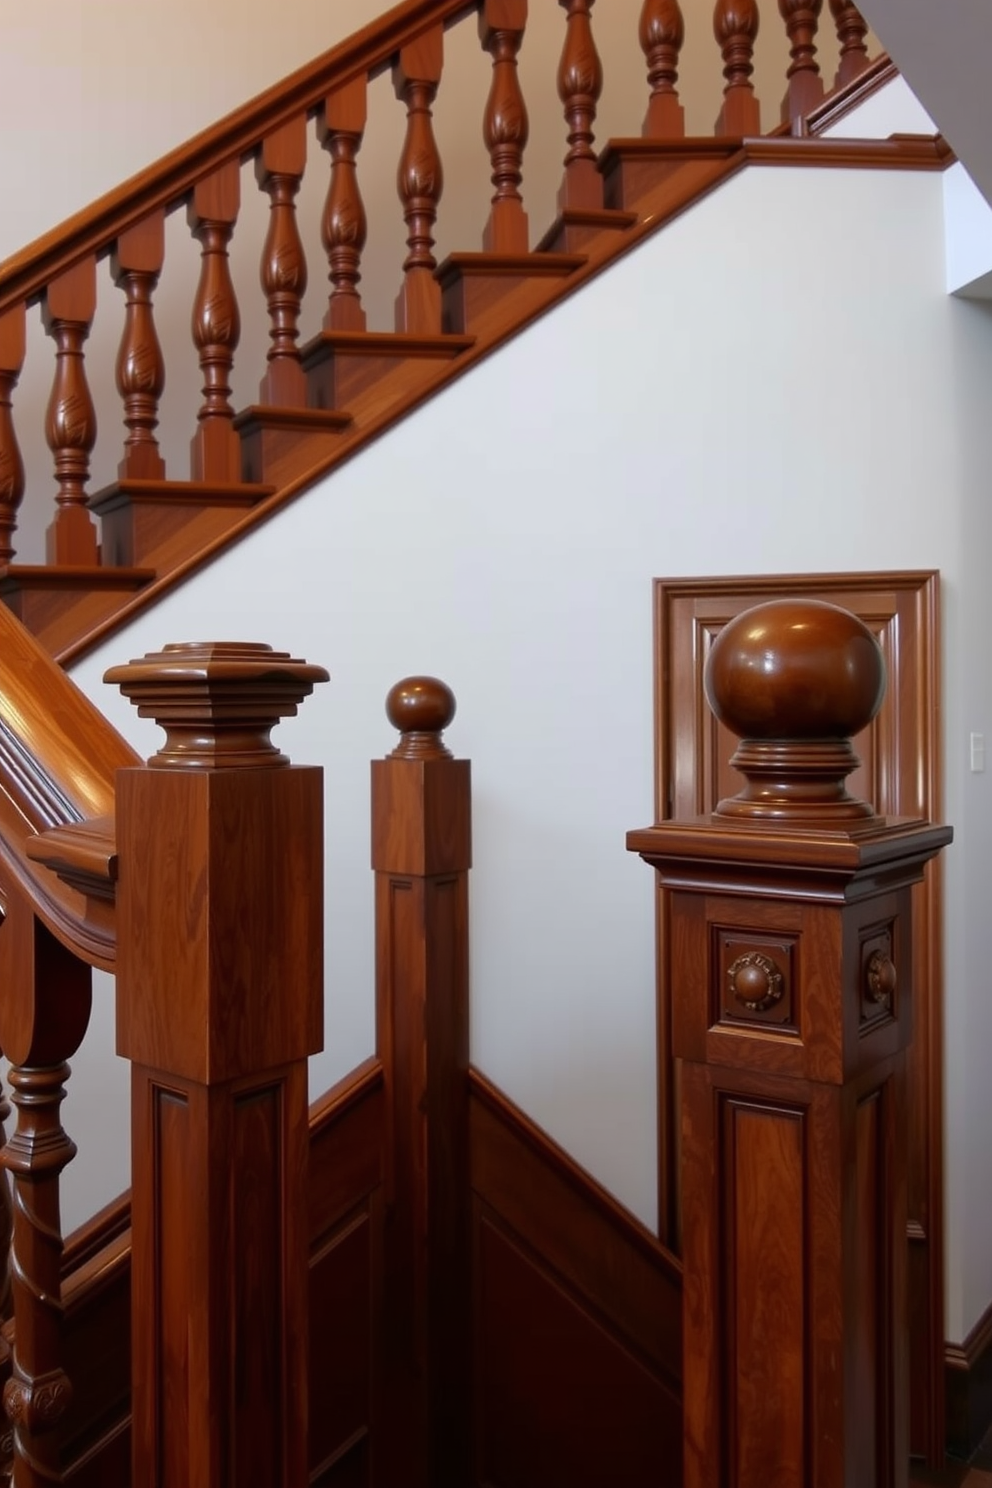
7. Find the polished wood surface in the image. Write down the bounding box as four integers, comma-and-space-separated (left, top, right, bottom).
653, 570, 947, 1465
631, 595, 951, 1487
481, 0, 530, 254
0, 885, 93, 1487
112, 213, 166, 481
372, 678, 471, 1488
469, 1070, 682, 1486
0, 603, 136, 968
110, 641, 327, 1488
0, 0, 897, 664
640, 0, 686, 138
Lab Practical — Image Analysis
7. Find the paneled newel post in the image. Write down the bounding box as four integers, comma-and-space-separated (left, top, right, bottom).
107, 641, 329, 1488
628, 600, 952, 1488
372, 679, 471, 1488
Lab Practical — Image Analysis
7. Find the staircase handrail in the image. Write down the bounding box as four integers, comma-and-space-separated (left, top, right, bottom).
0, 0, 473, 316
0, 602, 135, 967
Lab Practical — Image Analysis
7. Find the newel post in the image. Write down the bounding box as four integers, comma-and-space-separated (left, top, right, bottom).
628, 600, 952, 1488
371, 678, 471, 1488
107, 641, 329, 1488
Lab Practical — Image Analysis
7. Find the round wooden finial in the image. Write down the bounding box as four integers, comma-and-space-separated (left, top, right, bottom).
105, 641, 329, 769
386, 677, 455, 760
703, 598, 886, 821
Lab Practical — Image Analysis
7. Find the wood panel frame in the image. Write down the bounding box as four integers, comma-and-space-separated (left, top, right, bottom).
653, 569, 943, 1464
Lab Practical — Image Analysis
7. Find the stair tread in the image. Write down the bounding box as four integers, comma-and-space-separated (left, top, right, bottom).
301, 329, 474, 366
232, 405, 354, 433
1, 564, 155, 590
90, 478, 274, 512
436, 251, 585, 284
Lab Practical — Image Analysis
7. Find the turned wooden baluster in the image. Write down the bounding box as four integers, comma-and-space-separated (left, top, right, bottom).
640, 0, 685, 138
557, 0, 604, 211
257, 116, 308, 406
779, 0, 824, 125
0, 305, 26, 567
714, 0, 761, 135
188, 161, 242, 483
112, 211, 166, 481
828, 0, 869, 86
394, 27, 445, 335
480, 0, 530, 254
0, 903, 92, 1488
43, 258, 99, 565
319, 77, 368, 333
0, 1071, 15, 1488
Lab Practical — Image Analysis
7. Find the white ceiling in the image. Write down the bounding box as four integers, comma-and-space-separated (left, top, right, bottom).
860, 0, 992, 206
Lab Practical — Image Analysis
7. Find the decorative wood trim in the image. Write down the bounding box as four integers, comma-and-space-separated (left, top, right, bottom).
0, 604, 137, 968
946, 1298, 992, 1461
804, 51, 898, 135
469, 1067, 682, 1486
652, 569, 945, 1467
46, 1058, 386, 1485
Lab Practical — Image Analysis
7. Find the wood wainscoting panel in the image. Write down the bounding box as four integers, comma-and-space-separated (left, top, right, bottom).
49, 1057, 385, 1488
469, 1070, 682, 1487
653, 570, 943, 1465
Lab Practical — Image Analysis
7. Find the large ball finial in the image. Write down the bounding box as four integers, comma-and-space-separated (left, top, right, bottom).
386, 676, 456, 760
703, 598, 886, 821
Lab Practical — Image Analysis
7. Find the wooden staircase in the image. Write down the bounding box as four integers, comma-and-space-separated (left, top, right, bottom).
0, 0, 951, 667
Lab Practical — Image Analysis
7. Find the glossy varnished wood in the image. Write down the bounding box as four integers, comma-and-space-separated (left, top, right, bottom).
110, 642, 328, 1488
653, 570, 946, 1464
372, 679, 471, 1488
631, 596, 951, 1488
469, 1070, 683, 1487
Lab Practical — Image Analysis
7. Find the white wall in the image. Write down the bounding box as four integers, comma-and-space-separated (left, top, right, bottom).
60, 148, 992, 1346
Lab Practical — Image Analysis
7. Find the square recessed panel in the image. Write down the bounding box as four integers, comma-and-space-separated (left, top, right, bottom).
713, 929, 799, 1034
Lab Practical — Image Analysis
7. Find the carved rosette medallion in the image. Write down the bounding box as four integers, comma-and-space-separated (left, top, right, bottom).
728, 950, 784, 1013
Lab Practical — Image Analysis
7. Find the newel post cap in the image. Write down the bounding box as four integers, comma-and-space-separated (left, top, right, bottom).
385, 676, 456, 760
105, 641, 329, 769
703, 598, 886, 822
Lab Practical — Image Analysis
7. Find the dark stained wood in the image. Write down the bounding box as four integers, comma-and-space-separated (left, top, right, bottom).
256, 116, 309, 407
556, 0, 604, 211
43, 258, 99, 566
393, 27, 445, 335
112, 212, 166, 481
946, 1297, 992, 1461
188, 162, 242, 483
779, 0, 825, 125
0, 567, 156, 665
319, 79, 369, 334
437, 250, 584, 337
469, 1070, 682, 1487
639, 0, 685, 139
372, 678, 471, 1488
714, 0, 762, 135
0, 304, 26, 565
653, 570, 946, 1465
829, 0, 871, 87
480, 0, 530, 254
109, 641, 328, 1488
0, 892, 93, 1488
90, 478, 271, 572
0, 602, 136, 968
233, 405, 353, 486
631, 595, 951, 1487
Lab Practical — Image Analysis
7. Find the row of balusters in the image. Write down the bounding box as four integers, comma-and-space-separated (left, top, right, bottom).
0, 0, 870, 570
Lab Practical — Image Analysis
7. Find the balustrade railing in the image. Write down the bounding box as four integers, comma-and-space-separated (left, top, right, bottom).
0, 0, 874, 577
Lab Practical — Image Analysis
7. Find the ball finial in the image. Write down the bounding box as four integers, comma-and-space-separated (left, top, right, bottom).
703, 599, 887, 822
385, 677, 456, 760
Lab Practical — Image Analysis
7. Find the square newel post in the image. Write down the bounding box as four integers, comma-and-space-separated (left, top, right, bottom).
106, 641, 329, 1488
628, 600, 952, 1488
372, 677, 471, 1488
